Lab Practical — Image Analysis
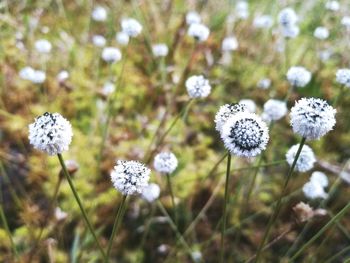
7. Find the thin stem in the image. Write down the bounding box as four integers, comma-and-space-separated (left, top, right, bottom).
0, 204, 18, 259
166, 173, 177, 226
140, 203, 156, 248
220, 153, 231, 263
57, 154, 107, 261
333, 84, 346, 107
106, 195, 128, 261
324, 245, 350, 263
245, 155, 263, 206
254, 137, 306, 262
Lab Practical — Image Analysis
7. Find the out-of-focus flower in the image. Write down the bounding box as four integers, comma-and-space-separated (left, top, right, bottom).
314, 27, 329, 40
303, 181, 328, 199
92, 6, 107, 22
318, 49, 333, 62
253, 15, 273, 29
287, 66, 311, 88
214, 103, 247, 133
235, 1, 249, 20
310, 171, 329, 188
222, 36, 238, 52
185, 75, 211, 98
278, 8, 298, 27
293, 202, 327, 223
55, 207, 68, 221
102, 47, 122, 63
286, 144, 316, 172
263, 99, 288, 121
154, 152, 178, 174
239, 99, 256, 113
282, 25, 300, 38
191, 251, 202, 262
35, 39, 52, 53
57, 70, 69, 82
187, 23, 210, 42
102, 82, 116, 96
141, 183, 160, 203
186, 11, 201, 25
257, 78, 271, 89
341, 16, 350, 29
336, 68, 350, 87
116, 32, 129, 46
325, 1, 340, 11
121, 18, 143, 37
152, 43, 169, 57
92, 35, 106, 47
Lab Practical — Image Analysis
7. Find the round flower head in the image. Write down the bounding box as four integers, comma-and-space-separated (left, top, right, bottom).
257, 78, 271, 89
101, 47, 122, 63
57, 70, 69, 82
222, 36, 238, 52
239, 99, 256, 113
141, 183, 160, 203
214, 103, 247, 132
185, 75, 211, 98
152, 43, 168, 57
303, 181, 328, 199
313, 27, 329, 40
110, 160, 151, 195
102, 82, 116, 96
286, 66, 312, 88
186, 11, 201, 25
253, 15, 273, 29
310, 171, 328, 188
35, 39, 52, 53
19, 66, 35, 80
92, 6, 107, 22
341, 16, 350, 29
278, 8, 298, 27
285, 144, 316, 172
154, 152, 178, 174
187, 23, 210, 42
121, 18, 142, 37
235, 1, 249, 20
263, 99, 288, 121
282, 25, 300, 38
325, 0, 339, 11
28, 112, 73, 155
221, 112, 269, 157
92, 35, 106, 47
116, 32, 129, 46
335, 68, 350, 87
290, 98, 336, 140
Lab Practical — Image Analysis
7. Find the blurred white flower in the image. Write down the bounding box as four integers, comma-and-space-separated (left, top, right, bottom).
57, 70, 69, 82
314, 27, 329, 40
154, 152, 178, 174
325, 1, 340, 11
286, 144, 316, 172
318, 49, 333, 62
92, 35, 106, 47
141, 183, 160, 203
31, 70, 46, 84
121, 18, 143, 37
278, 8, 298, 27
336, 68, 350, 87
187, 23, 210, 42
303, 181, 328, 199
235, 1, 249, 20
257, 78, 271, 89
253, 15, 273, 29
55, 207, 68, 221
102, 82, 116, 96
102, 47, 122, 63
152, 43, 168, 57
186, 75, 211, 98
239, 99, 256, 113
222, 36, 238, 52
281, 25, 300, 38
341, 16, 350, 29
287, 66, 311, 88
19, 66, 35, 80
186, 11, 201, 25
35, 39, 52, 53
92, 6, 107, 22
191, 251, 202, 262
310, 171, 329, 188
116, 32, 129, 46
214, 103, 247, 133
263, 99, 288, 121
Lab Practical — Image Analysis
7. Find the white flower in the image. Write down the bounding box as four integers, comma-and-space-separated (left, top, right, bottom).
239, 99, 256, 113
214, 103, 247, 133
235, 1, 249, 20
186, 11, 201, 25
92, 35, 106, 47
314, 27, 329, 40
325, 1, 340, 11
121, 18, 142, 37
257, 78, 271, 89
318, 49, 333, 62
101, 47, 122, 63
154, 152, 178, 174
253, 15, 273, 29
57, 70, 69, 82
102, 82, 116, 96
310, 171, 329, 188
191, 251, 202, 262
221, 112, 269, 157
286, 144, 316, 172
28, 112, 73, 155
110, 160, 151, 195
303, 181, 328, 199
55, 207, 68, 221
92, 6, 107, 22
341, 16, 350, 29
286, 66, 311, 87
152, 43, 168, 57
335, 68, 350, 87
141, 183, 160, 202
187, 23, 210, 42
290, 98, 336, 140
19, 66, 35, 80
116, 32, 129, 46
278, 8, 298, 27
185, 75, 211, 98
281, 25, 300, 38
35, 39, 52, 53
222, 36, 238, 52
263, 99, 288, 121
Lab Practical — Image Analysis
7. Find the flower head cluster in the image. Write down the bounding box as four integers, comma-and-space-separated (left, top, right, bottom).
221, 36, 238, 52
303, 171, 329, 200
19, 67, 46, 84
35, 39, 52, 53
92, 6, 107, 22
263, 99, 288, 122
101, 47, 122, 63
92, 35, 106, 47
154, 152, 178, 174
286, 144, 316, 172
290, 98, 336, 140
187, 23, 210, 42
141, 183, 160, 202
214, 103, 247, 132
110, 160, 151, 195
253, 15, 273, 29
314, 27, 329, 40
121, 18, 142, 37
186, 11, 201, 25
28, 112, 73, 155
278, 8, 299, 38
152, 43, 169, 57
287, 66, 312, 88
335, 68, 350, 87
185, 75, 211, 98
239, 99, 256, 113
221, 112, 269, 157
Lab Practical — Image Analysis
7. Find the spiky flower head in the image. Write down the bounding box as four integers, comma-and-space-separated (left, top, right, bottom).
110, 160, 151, 195
335, 68, 350, 87
290, 98, 336, 140
221, 112, 269, 157
185, 75, 211, 98
28, 112, 73, 155
303, 181, 328, 199
101, 47, 122, 63
263, 99, 288, 121
141, 183, 160, 203
214, 103, 247, 133
154, 152, 178, 174
121, 18, 143, 37
287, 66, 311, 87
286, 144, 316, 172
187, 23, 210, 42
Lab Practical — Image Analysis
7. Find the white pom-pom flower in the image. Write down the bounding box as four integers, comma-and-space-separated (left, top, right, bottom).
110, 160, 151, 195
141, 183, 160, 203
186, 11, 201, 25
214, 103, 247, 133
287, 66, 312, 88
92, 35, 106, 47
325, 1, 340, 11
101, 47, 122, 63
263, 99, 288, 121
57, 70, 69, 82
35, 39, 52, 53
235, 1, 249, 20
19, 66, 35, 80
290, 98, 336, 140
341, 16, 350, 29
28, 112, 73, 155
187, 23, 210, 42
257, 78, 271, 89
335, 68, 350, 87
239, 99, 256, 113
285, 144, 316, 172
253, 15, 273, 29
313, 27, 329, 40
282, 25, 300, 38
303, 181, 328, 199
121, 18, 142, 37
116, 32, 129, 46
221, 112, 269, 157
154, 152, 178, 174
152, 43, 168, 57
221, 36, 238, 52
185, 75, 211, 98
102, 82, 116, 96
278, 8, 298, 27
310, 171, 329, 188
92, 6, 107, 22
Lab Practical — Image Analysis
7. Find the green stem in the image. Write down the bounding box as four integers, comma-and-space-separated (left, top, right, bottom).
105, 195, 128, 261
0, 204, 18, 259
254, 137, 306, 262
220, 153, 231, 263
166, 173, 177, 226
333, 84, 346, 107
324, 244, 350, 263
57, 154, 107, 261
140, 203, 156, 248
